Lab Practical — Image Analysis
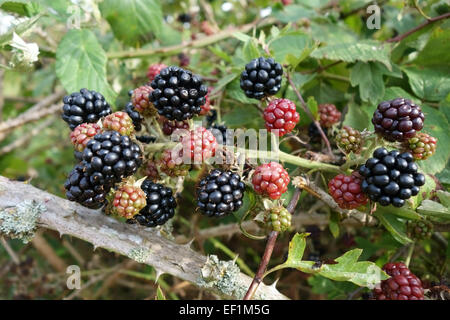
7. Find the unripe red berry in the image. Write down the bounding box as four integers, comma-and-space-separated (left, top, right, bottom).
252, 162, 290, 200
263, 98, 300, 137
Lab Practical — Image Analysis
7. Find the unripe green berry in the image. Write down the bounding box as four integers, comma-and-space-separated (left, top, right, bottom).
264, 206, 292, 232
336, 126, 362, 154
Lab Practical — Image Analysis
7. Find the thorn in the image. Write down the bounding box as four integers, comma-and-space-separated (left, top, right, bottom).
269, 278, 280, 289
154, 269, 164, 282
182, 238, 195, 248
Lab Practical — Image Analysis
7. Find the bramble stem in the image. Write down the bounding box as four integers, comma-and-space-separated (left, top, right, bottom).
243, 188, 302, 300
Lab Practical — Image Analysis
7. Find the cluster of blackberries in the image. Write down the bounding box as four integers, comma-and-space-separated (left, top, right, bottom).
125, 102, 143, 131
65, 131, 142, 209
197, 169, 245, 217
149, 66, 208, 121
129, 179, 177, 227
359, 148, 425, 207
240, 57, 283, 100
62, 89, 112, 130
372, 98, 425, 142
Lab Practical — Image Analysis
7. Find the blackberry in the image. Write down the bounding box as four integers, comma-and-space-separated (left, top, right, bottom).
208, 123, 232, 145
240, 57, 283, 100
149, 66, 208, 121
336, 126, 363, 154
197, 169, 245, 217
62, 88, 112, 130
359, 148, 425, 207
372, 98, 425, 142
406, 219, 433, 240
82, 131, 142, 187
130, 180, 177, 227
64, 163, 110, 209
405, 132, 437, 160
308, 122, 328, 143
177, 13, 191, 23
373, 262, 424, 300
206, 109, 218, 127
136, 135, 156, 144
264, 206, 292, 232
318, 103, 341, 128
124, 102, 143, 131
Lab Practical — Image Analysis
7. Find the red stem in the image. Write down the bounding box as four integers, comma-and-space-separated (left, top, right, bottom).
243, 188, 302, 300
386, 12, 450, 43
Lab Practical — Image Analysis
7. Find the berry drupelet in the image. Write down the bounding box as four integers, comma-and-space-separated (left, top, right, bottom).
64, 163, 110, 209
82, 131, 142, 188
372, 98, 425, 142
131, 180, 177, 227
405, 132, 437, 160
70, 123, 102, 152
252, 162, 290, 200
373, 262, 424, 300
336, 126, 362, 154
359, 148, 425, 207
147, 63, 168, 82
197, 169, 245, 217
263, 98, 299, 137
124, 102, 143, 131
131, 85, 155, 116
328, 172, 368, 209
62, 88, 112, 130
102, 111, 135, 136
150, 66, 207, 121
240, 57, 283, 100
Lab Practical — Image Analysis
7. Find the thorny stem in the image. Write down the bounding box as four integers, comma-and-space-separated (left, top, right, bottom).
243, 231, 279, 300
243, 188, 302, 300
107, 18, 273, 59
386, 12, 450, 43
286, 72, 334, 157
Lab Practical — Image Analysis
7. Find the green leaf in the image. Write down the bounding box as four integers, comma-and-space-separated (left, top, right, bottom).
269, 31, 316, 68
55, 29, 117, 105
409, 174, 437, 209
271, 4, 318, 23
350, 62, 385, 104
311, 40, 392, 70
310, 21, 358, 45
210, 73, 237, 96
155, 285, 166, 300
329, 211, 340, 238
99, 0, 163, 46
342, 102, 370, 131
417, 105, 450, 175
242, 39, 261, 62
0, 1, 42, 16
232, 32, 251, 42
308, 275, 358, 300
376, 205, 422, 221
374, 211, 412, 245
417, 200, 450, 220
436, 190, 450, 208
268, 233, 388, 288
403, 67, 450, 102
413, 26, 450, 71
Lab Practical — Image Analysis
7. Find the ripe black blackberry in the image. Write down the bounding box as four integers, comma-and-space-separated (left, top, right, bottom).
136, 135, 156, 144
240, 57, 283, 100
208, 123, 232, 145
177, 13, 191, 23
372, 98, 425, 142
82, 131, 142, 187
124, 102, 143, 131
64, 163, 110, 209
359, 148, 425, 207
130, 180, 177, 227
149, 66, 208, 121
206, 109, 217, 127
197, 169, 245, 217
308, 122, 328, 143
62, 88, 112, 130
